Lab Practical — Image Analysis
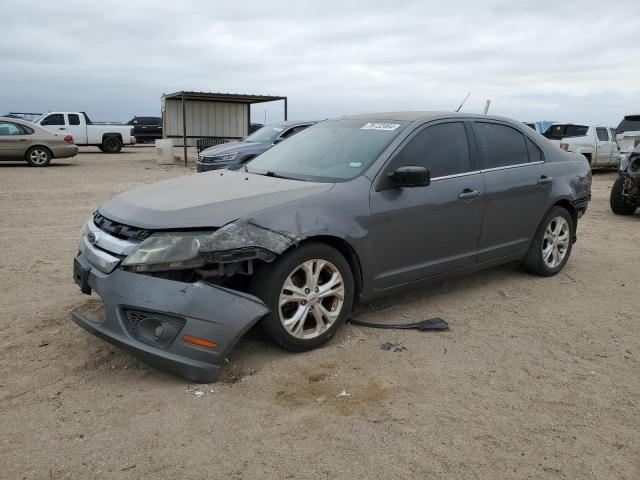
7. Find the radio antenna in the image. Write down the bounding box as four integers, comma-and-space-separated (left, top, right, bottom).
455, 92, 471, 112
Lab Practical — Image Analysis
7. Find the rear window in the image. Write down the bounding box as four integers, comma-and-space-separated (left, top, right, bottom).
543, 124, 588, 140
474, 122, 529, 169
616, 116, 640, 134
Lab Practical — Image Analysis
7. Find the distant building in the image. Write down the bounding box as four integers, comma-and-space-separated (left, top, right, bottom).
161, 91, 287, 147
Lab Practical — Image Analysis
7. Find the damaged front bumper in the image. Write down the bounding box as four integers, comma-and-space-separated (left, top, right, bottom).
72, 253, 269, 383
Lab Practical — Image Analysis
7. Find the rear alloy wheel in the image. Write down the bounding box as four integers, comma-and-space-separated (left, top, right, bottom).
610, 176, 637, 215
249, 243, 354, 351
25, 147, 51, 167
521, 206, 574, 277
101, 136, 123, 153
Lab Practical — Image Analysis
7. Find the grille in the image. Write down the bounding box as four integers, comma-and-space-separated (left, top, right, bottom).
123, 309, 185, 349
93, 212, 152, 241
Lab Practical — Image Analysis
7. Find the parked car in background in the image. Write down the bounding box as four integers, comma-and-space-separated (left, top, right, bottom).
127, 116, 162, 143
543, 123, 619, 167
610, 144, 640, 215
197, 120, 317, 172
615, 114, 640, 155
0, 116, 78, 166
72, 112, 591, 382
34, 112, 135, 153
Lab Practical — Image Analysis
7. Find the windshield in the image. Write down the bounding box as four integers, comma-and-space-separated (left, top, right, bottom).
543, 124, 588, 140
246, 119, 409, 182
244, 125, 286, 143
616, 116, 640, 134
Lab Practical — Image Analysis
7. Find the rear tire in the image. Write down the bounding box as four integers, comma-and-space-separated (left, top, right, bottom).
521, 206, 574, 277
249, 242, 354, 352
101, 136, 123, 153
25, 146, 51, 167
610, 176, 637, 215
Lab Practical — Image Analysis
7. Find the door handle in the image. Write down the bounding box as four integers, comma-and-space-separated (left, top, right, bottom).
458, 189, 482, 199
19, 138, 29, 141
538, 175, 554, 185
58, 127, 66, 130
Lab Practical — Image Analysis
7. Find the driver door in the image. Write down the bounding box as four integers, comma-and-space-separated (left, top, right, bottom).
369, 121, 485, 292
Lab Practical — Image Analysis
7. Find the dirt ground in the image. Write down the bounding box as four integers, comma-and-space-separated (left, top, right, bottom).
1, 147, 638, 479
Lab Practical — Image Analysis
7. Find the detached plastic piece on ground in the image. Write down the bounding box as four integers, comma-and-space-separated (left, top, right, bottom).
348, 317, 449, 331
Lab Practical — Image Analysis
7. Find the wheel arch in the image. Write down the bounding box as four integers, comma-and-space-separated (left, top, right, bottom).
25, 144, 53, 159
296, 235, 364, 305
102, 132, 123, 142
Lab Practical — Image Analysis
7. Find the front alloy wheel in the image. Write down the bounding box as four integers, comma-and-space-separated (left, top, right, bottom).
249, 242, 354, 351
279, 259, 345, 340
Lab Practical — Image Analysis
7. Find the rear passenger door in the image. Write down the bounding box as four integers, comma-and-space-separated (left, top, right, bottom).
472, 121, 551, 263
369, 121, 485, 290
0, 121, 32, 158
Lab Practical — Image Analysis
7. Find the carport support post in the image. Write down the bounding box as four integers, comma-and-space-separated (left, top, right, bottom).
284, 97, 288, 121
181, 91, 187, 167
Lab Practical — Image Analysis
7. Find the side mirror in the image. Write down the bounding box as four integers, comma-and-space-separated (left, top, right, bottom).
388, 166, 430, 188
273, 137, 285, 145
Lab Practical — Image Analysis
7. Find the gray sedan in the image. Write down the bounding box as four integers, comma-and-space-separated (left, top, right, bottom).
196, 120, 316, 172
72, 112, 591, 382
0, 116, 78, 166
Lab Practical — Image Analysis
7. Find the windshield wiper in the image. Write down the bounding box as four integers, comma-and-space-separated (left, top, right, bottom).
264, 171, 296, 180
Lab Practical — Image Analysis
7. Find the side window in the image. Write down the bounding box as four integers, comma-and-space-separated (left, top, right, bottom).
41, 114, 65, 126
280, 125, 307, 139
68, 114, 80, 126
596, 127, 609, 141
0, 121, 25, 135
525, 138, 544, 163
474, 122, 529, 169
391, 122, 470, 178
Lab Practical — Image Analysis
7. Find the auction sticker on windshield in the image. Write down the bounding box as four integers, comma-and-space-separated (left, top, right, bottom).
361, 122, 401, 131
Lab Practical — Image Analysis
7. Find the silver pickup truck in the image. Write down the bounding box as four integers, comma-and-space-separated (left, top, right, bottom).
543, 123, 619, 168
35, 112, 135, 153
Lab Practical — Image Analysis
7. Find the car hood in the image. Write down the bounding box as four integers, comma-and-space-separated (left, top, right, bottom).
200, 141, 267, 157
98, 170, 333, 229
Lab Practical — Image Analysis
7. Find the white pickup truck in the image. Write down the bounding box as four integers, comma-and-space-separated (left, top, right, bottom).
34, 112, 135, 153
543, 123, 619, 168
615, 115, 640, 155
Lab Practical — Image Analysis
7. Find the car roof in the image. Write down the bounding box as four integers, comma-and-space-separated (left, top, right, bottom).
267, 120, 318, 128
337, 111, 522, 124
0, 115, 35, 126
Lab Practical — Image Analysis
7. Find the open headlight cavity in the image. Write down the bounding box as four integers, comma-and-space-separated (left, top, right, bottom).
122, 232, 212, 272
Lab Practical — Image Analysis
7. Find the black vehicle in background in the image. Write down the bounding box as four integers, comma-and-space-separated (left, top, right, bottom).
127, 116, 162, 143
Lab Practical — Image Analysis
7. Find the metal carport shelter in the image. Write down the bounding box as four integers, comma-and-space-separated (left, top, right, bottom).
161, 91, 288, 166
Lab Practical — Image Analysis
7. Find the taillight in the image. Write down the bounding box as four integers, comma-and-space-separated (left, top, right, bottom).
560, 143, 569, 151
64, 135, 74, 143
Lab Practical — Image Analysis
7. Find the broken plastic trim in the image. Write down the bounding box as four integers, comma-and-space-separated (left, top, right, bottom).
198, 219, 301, 263
348, 317, 449, 331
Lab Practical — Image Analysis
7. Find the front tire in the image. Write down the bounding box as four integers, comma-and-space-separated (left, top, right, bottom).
101, 136, 123, 153
610, 176, 637, 215
249, 242, 354, 352
25, 146, 51, 167
521, 206, 574, 277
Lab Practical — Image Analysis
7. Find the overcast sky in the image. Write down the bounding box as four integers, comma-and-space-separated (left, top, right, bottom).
2, 0, 639, 125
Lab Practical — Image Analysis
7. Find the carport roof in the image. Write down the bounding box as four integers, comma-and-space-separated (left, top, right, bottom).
163, 91, 286, 104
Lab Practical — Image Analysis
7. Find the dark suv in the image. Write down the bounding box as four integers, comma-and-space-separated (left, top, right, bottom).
127, 116, 162, 143
197, 120, 316, 172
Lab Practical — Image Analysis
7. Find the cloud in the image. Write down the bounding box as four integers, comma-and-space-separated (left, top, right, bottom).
1, 0, 639, 125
